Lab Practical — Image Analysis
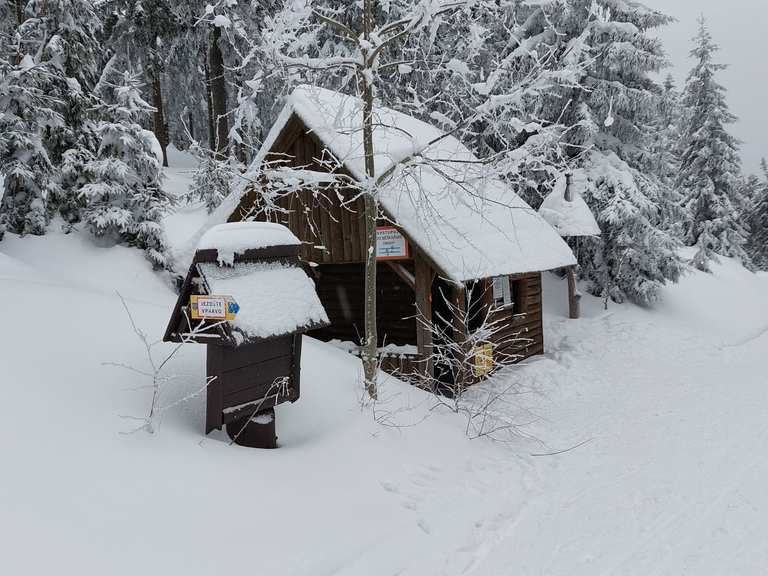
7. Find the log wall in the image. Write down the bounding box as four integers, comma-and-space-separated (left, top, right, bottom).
309, 262, 418, 347
486, 273, 544, 364
231, 114, 372, 265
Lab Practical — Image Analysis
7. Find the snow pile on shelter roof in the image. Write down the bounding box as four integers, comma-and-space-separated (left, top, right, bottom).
538, 173, 601, 237
197, 222, 301, 265
199, 261, 328, 341
192, 85, 575, 281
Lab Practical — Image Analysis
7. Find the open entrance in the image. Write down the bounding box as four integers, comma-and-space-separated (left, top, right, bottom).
307, 262, 420, 374
430, 275, 458, 393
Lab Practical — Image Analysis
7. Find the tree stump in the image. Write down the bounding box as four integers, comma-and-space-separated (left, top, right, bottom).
226, 409, 277, 449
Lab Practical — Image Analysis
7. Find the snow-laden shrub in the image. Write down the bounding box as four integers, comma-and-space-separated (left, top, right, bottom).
78, 71, 172, 268
578, 151, 683, 305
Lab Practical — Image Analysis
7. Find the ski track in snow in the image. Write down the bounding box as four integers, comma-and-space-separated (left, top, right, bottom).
433, 302, 768, 576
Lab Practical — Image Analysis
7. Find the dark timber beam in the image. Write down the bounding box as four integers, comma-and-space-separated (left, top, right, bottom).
452, 284, 469, 391
414, 250, 434, 378
386, 261, 415, 291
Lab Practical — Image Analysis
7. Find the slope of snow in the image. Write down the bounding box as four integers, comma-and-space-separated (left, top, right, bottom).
162, 145, 210, 257
1, 170, 767, 574
187, 85, 576, 281
0, 230, 521, 576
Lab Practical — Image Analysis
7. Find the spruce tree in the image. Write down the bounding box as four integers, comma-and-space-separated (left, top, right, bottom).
103, 0, 183, 166
749, 159, 768, 270
78, 71, 171, 268
646, 75, 685, 237
541, 0, 683, 304
0, 56, 59, 237
677, 17, 749, 271
0, 0, 105, 234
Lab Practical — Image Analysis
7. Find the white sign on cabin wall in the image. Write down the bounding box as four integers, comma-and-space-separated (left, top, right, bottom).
492, 276, 513, 308
376, 226, 409, 261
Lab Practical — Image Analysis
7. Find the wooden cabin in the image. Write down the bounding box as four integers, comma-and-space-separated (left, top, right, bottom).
183, 86, 575, 386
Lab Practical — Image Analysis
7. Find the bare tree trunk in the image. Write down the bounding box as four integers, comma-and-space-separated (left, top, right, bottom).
188, 108, 195, 142
451, 285, 468, 395
564, 174, 581, 319
361, 0, 378, 399
208, 26, 229, 160
151, 72, 169, 167
12, 0, 25, 64
15, 0, 23, 26
204, 57, 215, 152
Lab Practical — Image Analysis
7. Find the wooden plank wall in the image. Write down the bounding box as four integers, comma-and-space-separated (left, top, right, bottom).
309, 262, 418, 348
206, 337, 298, 432
231, 115, 370, 265
487, 273, 544, 364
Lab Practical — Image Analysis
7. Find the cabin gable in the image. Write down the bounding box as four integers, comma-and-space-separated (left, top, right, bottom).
230, 113, 373, 266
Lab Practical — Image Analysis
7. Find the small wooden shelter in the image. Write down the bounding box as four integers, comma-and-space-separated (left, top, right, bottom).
539, 172, 601, 319
165, 222, 329, 445
182, 86, 575, 385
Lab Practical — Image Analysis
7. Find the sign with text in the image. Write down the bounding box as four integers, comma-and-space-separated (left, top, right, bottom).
190, 295, 240, 321
376, 226, 409, 261
472, 343, 495, 378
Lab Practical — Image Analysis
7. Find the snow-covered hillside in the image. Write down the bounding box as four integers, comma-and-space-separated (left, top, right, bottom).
1, 159, 767, 575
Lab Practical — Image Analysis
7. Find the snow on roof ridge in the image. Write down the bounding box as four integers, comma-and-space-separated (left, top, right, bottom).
197, 222, 301, 266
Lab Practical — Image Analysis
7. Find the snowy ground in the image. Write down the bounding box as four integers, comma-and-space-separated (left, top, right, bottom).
1, 155, 767, 575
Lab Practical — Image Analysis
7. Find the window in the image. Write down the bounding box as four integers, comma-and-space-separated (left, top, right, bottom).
492, 276, 513, 308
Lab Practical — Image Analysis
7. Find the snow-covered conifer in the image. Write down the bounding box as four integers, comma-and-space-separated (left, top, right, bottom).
103, 0, 184, 166
537, 0, 683, 303
0, 0, 105, 231
0, 57, 60, 237
79, 71, 172, 268
677, 18, 749, 271
188, 143, 239, 213
748, 159, 768, 270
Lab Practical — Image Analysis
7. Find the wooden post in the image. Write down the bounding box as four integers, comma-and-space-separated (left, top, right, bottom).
567, 266, 580, 319
414, 250, 433, 378
452, 284, 468, 393
563, 174, 581, 320
205, 345, 223, 433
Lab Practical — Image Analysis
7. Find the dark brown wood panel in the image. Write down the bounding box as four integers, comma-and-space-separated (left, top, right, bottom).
214, 337, 292, 372
309, 262, 418, 347
220, 355, 294, 397
484, 272, 544, 365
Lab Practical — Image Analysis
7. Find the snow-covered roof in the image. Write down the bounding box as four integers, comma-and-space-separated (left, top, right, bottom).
199, 261, 329, 341
185, 85, 576, 281
198, 222, 301, 265
538, 173, 601, 238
